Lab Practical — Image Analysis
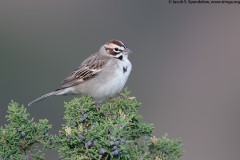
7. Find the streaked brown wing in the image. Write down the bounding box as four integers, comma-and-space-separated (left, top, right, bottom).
57, 54, 109, 90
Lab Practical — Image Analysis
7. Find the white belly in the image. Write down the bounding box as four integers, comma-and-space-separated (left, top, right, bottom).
70, 57, 132, 102
93, 58, 132, 101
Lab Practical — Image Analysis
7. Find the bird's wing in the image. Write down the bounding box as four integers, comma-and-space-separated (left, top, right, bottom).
57, 54, 109, 90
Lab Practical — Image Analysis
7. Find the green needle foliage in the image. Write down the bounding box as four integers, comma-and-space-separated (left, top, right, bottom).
0, 89, 183, 160
0, 101, 51, 160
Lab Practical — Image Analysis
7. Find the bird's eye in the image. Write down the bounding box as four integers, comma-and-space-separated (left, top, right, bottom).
114, 48, 119, 52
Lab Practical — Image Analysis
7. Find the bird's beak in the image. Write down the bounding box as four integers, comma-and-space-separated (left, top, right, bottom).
124, 48, 133, 54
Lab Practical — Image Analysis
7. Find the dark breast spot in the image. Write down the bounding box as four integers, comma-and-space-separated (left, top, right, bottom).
123, 67, 127, 73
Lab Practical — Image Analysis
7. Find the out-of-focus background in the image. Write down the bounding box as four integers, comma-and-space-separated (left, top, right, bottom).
1, 1, 240, 159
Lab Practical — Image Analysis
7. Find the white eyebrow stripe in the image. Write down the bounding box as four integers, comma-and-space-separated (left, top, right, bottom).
118, 46, 125, 50
107, 44, 125, 51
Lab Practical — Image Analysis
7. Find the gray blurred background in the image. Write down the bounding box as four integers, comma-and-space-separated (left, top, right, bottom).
1, 1, 240, 159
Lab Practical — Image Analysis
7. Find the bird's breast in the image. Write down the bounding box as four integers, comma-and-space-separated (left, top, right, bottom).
102, 58, 132, 96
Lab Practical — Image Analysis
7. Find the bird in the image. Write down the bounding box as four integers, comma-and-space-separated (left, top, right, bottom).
28, 39, 132, 106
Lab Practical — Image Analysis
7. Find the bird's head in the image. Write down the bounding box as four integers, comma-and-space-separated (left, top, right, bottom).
99, 39, 132, 59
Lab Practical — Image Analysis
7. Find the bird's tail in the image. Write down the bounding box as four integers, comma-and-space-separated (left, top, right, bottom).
28, 91, 56, 106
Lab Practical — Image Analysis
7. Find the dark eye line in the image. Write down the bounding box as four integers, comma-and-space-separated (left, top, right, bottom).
114, 48, 123, 53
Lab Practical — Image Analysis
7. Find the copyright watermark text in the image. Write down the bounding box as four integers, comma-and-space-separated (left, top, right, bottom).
168, 0, 240, 4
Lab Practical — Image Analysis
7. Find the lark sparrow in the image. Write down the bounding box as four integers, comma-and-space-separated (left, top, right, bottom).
28, 39, 132, 106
